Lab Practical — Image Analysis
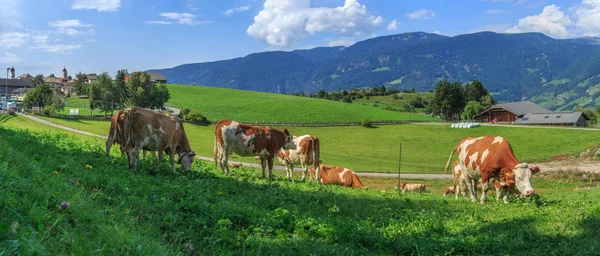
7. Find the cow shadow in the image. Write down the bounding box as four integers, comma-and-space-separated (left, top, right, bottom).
3, 126, 600, 256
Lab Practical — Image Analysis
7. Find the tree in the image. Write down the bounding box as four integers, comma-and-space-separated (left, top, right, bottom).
95, 72, 115, 117
596, 105, 600, 115
128, 72, 170, 109
74, 72, 88, 96
410, 97, 424, 108
88, 82, 104, 116
461, 101, 485, 120
30, 74, 44, 88
23, 83, 64, 115
480, 95, 495, 109
431, 80, 466, 121
464, 80, 489, 103
582, 109, 597, 127
49, 74, 55, 78
317, 90, 326, 98
112, 69, 129, 110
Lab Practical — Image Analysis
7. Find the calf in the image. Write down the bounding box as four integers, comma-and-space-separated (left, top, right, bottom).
398, 181, 426, 194
310, 164, 364, 188
277, 134, 321, 181
125, 107, 196, 173
444, 135, 541, 204
214, 120, 295, 179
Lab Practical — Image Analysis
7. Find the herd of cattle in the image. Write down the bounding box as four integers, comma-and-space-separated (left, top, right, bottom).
105, 107, 540, 204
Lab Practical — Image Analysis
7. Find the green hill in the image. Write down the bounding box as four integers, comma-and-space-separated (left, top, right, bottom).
166, 84, 438, 123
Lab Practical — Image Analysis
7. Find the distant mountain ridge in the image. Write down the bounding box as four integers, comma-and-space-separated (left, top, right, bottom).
148, 31, 600, 111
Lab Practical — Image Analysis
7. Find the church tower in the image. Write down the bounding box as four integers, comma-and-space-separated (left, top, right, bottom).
9, 66, 15, 79
62, 66, 68, 81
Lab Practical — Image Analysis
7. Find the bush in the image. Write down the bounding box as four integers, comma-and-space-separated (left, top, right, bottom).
184, 110, 208, 124
361, 117, 373, 128
181, 107, 191, 116
41, 106, 57, 117
8, 109, 16, 115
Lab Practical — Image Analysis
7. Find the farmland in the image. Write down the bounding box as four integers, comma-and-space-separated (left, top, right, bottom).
34, 115, 600, 174
1, 123, 600, 255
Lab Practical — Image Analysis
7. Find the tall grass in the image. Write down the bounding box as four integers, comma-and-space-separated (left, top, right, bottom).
1, 124, 600, 255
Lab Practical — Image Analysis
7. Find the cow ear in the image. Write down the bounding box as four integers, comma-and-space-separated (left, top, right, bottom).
283, 129, 290, 136
530, 165, 540, 174
500, 168, 514, 183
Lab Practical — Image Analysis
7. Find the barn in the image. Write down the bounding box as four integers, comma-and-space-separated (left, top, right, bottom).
476, 101, 551, 123
515, 112, 588, 127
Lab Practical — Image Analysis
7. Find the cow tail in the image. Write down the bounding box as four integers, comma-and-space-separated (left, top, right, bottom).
353, 173, 365, 188
313, 137, 321, 180
444, 144, 458, 173
213, 124, 219, 166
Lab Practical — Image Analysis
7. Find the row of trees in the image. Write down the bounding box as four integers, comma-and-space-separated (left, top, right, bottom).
291, 85, 420, 103
430, 80, 495, 121
23, 71, 170, 117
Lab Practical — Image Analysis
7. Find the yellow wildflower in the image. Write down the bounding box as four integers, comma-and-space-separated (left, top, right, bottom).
8, 148, 12, 151
85, 164, 92, 169
52, 171, 58, 175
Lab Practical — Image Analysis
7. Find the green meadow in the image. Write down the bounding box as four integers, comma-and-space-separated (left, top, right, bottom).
1, 123, 600, 255
164, 84, 438, 123
34, 116, 600, 174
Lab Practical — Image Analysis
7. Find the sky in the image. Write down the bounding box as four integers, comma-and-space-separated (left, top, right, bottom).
1, 0, 599, 77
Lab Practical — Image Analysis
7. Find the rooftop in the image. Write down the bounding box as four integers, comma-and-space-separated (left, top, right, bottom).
480, 101, 551, 116
515, 112, 586, 125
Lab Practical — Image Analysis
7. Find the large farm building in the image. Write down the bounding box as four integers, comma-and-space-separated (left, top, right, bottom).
476, 101, 588, 127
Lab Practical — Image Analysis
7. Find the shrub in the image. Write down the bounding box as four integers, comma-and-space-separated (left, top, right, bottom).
8, 109, 16, 115
361, 117, 373, 128
181, 107, 191, 116
184, 110, 208, 124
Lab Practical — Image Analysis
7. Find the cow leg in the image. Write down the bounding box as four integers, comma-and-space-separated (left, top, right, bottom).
301, 164, 308, 182
287, 164, 293, 179
268, 158, 275, 180
260, 158, 267, 178
129, 146, 141, 172
466, 178, 477, 203
169, 149, 176, 173
480, 179, 489, 204
220, 149, 231, 175
157, 150, 164, 170
105, 139, 113, 156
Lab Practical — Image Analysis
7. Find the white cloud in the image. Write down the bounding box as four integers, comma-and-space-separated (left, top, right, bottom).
326, 37, 357, 47
0, 53, 21, 64
405, 9, 436, 20
0, 0, 23, 29
574, 0, 600, 36
31, 43, 83, 53
159, 12, 212, 25
0, 32, 29, 49
72, 0, 121, 12
387, 19, 399, 31
247, 0, 383, 47
187, 4, 199, 11
506, 4, 573, 38
470, 24, 512, 33
48, 20, 93, 35
484, 9, 508, 14
145, 20, 172, 25
224, 5, 251, 16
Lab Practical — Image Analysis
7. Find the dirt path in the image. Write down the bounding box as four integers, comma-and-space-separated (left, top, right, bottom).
17, 113, 600, 179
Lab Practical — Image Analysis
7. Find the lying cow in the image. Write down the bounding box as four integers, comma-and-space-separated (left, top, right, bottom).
398, 181, 426, 194
125, 107, 196, 173
277, 134, 321, 181
214, 120, 295, 179
445, 135, 540, 204
310, 164, 364, 188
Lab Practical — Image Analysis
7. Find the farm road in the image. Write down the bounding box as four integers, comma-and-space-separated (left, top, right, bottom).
18, 113, 600, 179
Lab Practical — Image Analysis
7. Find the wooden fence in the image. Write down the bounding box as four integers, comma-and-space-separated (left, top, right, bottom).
233, 119, 434, 127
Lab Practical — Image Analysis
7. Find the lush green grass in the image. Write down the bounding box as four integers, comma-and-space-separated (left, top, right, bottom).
1, 125, 600, 255
165, 84, 439, 123
354, 92, 434, 113
32, 116, 600, 174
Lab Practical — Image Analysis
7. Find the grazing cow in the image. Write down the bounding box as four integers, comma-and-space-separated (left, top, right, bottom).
106, 109, 127, 156
214, 120, 295, 179
277, 135, 321, 181
229, 163, 242, 169
448, 160, 518, 201
125, 107, 196, 173
310, 164, 364, 188
443, 187, 456, 197
444, 135, 540, 204
398, 181, 426, 194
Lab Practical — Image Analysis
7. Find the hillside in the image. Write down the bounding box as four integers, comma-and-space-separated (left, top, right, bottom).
149, 31, 600, 110
165, 84, 438, 123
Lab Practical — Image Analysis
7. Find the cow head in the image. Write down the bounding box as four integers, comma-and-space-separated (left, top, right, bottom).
178, 151, 196, 172
397, 181, 407, 189
276, 150, 287, 165
282, 129, 296, 150
509, 163, 539, 197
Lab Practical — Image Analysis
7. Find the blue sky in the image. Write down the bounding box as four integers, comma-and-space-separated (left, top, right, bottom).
1, 0, 599, 77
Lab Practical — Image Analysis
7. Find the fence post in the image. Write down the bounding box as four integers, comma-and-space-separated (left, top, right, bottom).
397, 143, 402, 186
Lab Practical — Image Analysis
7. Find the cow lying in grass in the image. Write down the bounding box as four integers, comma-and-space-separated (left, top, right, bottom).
310, 164, 364, 188
398, 181, 426, 194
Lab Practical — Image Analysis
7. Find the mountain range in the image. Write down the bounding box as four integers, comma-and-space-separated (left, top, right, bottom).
148, 31, 600, 111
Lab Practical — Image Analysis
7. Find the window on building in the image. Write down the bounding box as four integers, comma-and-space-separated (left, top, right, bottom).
544, 116, 549, 118
556, 116, 561, 118
522, 118, 529, 121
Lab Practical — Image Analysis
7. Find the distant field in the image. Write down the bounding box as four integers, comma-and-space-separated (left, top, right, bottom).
166, 84, 439, 123
354, 92, 434, 113
36, 116, 600, 174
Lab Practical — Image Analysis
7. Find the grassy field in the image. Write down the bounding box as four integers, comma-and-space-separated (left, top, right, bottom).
1, 124, 600, 255
354, 92, 434, 113
165, 84, 438, 123
34, 116, 600, 174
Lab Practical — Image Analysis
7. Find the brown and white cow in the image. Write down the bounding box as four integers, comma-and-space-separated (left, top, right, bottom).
310, 164, 364, 188
213, 120, 295, 179
277, 135, 321, 181
444, 135, 540, 204
398, 181, 426, 194
106, 109, 127, 156
125, 107, 196, 173
448, 160, 519, 202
